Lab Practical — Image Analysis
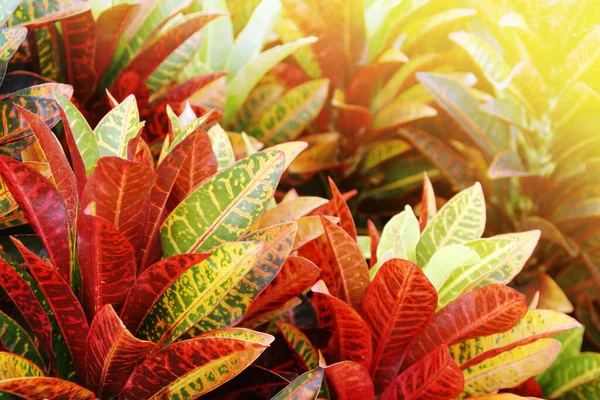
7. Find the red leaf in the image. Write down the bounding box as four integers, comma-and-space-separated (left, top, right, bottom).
16, 106, 78, 226
404, 285, 527, 367
320, 215, 370, 311
310, 189, 358, 216
327, 177, 357, 240
168, 128, 218, 209
312, 286, 372, 368
81, 157, 153, 254
112, 13, 223, 89
242, 256, 321, 325
78, 213, 137, 319
382, 345, 464, 400
13, 238, 89, 381
138, 130, 202, 270
93, 4, 140, 80
362, 259, 437, 394
0, 155, 71, 282
0, 257, 54, 369
325, 361, 375, 400
86, 305, 155, 398
62, 9, 96, 101
120, 334, 272, 399
55, 94, 87, 196
367, 220, 380, 268
0, 377, 95, 399
120, 254, 210, 334
346, 62, 402, 106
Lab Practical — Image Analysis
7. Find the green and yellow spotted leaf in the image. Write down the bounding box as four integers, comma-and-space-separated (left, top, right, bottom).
437, 237, 517, 308
0, 0, 19, 26
462, 339, 561, 397
560, 380, 600, 400
35, 27, 61, 81
161, 150, 285, 255
229, 83, 286, 132
275, 18, 321, 79
0, 311, 46, 372
0, 352, 44, 380
537, 327, 585, 384
277, 321, 319, 370
136, 241, 263, 347
416, 182, 486, 266
540, 353, 600, 398
207, 123, 236, 170
246, 79, 329, 146
0, 27, 26, 70
94, 95, 144, 159
272, 366, 324, 400
198, 327, 274, 345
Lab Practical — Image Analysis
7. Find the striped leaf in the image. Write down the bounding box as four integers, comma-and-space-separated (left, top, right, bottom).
561, 380, 600, 400
229, 83, 286, 132
377, 205, 420, 266
207, 123, 236, 171
94, 95, 145, 159
161, 150, 285, 255
86, 305, 155, 398
405, 285, 527, 367
325, 361, 375, 400
540, 353, 600, 398
328, 177, 357, 240
0, 311, 46, 371
277, 321, 319, 370
382, 345, 463, 400
272, 366, 324, 400
258, 196, 327, 229
197, 0, 233, 72
61, 9, 96, 100
0, 352, 44, 379
246, 79, 329, 146
537, 327, 584, 384
450, 310, 580, 370
120, 331, 273, 399
362, 259, 437, 394
136, 242, 263, 347
461, 339, 561, 397
0, 0, 19, 26
416, 182, 486, 267
0, 378, 95, 399
0, 27, 26, 71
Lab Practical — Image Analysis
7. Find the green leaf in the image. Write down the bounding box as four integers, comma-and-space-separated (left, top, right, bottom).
224, 37, 317, 122
0, 27, 27, 71
0, 0, 20, 26
376, 205, 420, 264
272, 367, 324, 400
537, 327, 584, 384
246, 79, 329, 146
198, 0, 233, 71
207, 123, 236, 170
416, 182, 486, 266
94, 95, 144, 159
0, 311, 46, 372
225, 0, 281, 75
541, 353, 600, 398
161, 150, 285, 255
229, 83, 286, 132
423, 244, 480, 292
0, 352, 44, 379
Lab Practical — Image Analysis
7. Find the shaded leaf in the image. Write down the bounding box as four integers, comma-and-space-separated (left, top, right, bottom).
0, 377, 95, 399
325, 361, 375, 400
272, 366, 324, 400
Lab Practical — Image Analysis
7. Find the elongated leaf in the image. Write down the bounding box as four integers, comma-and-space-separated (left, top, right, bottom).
320, 215, 370, 311
120, 254, 210, 334
86, 305, 155, 398
183, 222, 298, 337
258, 197, 327, 229
247, 79, 329, 146
487, 150, 530, 179
560, 26, 600, 88
161, 150, 285, 255
14, 239, 89, 382
541, 353, 600, 398
377, 205, 420, 265
451, 310, 580, 370
0, 311, 45, 371
423, 245, 481, 292
481, 98, 530, 131
54, 94, 98, 176
0, 0, 19, 26
462, 339, 561, 397
225, 37, 318, 122
81, 157, 153, 253
417, 72, 507, 157
120, 331, 273, 399
17, 106, 77, 226
77, 213, 136, 319
196, 0, 233, 72
416, 182, 486, 266
0, 155, 71, 282
61, 9, 96, 100
383, 345, 463, 400
362, 259, 437, 393
312, 285, 372, 368
206, 123, 235, 171
359, 139, 411, 174
402, 8, 477, 51
277, 321, 319, 370
0, 377, 95, 399
272, 366, 324, 400
137, 242, 262, 347
560, 379, 600, 400
243, 256, 320, 325
230, 83, 286, 131
328, 177, 357, 240
94, 95, 145, 159
372, 101, 437, 131
0, 352, 44, 379
0, 27, 26, 71
325, 361, 375, 400
405, 285, 527, 366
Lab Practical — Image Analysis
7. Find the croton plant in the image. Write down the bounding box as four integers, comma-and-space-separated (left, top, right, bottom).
0, 87, 585, 399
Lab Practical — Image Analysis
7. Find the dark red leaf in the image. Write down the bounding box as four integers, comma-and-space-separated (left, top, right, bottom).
16, 106, 78, 226
13, 238, 89, 381
381, 345, 464, 400
0, 377, 95, 399
327, 177, 357, 240
325, 361, 375, 400
0, 155, 71, 282
86, 305, 155, 398
202, 365, 290, 400
62, 9, 96, 101
78, 213, 137, 319
312, 285, 372, 368
120, 254, 210, 334
404, 285, 527, 367
362, 259, 437, 394
81, 157, 153, 254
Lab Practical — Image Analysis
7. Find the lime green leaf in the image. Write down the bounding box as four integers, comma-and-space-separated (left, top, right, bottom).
372, 100, 437, 131
423, 244, 480, 291
207, 123, 236, 170
229, 83, 286, 132
416, 182, 486, 266
0, 311, 46, 372
377, 205, 420, 264
198, 0, 233, 71
94, 95, 144, 159
540, 353, 600, 398
161, 150, 285, 255
537, 327, 584, 384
